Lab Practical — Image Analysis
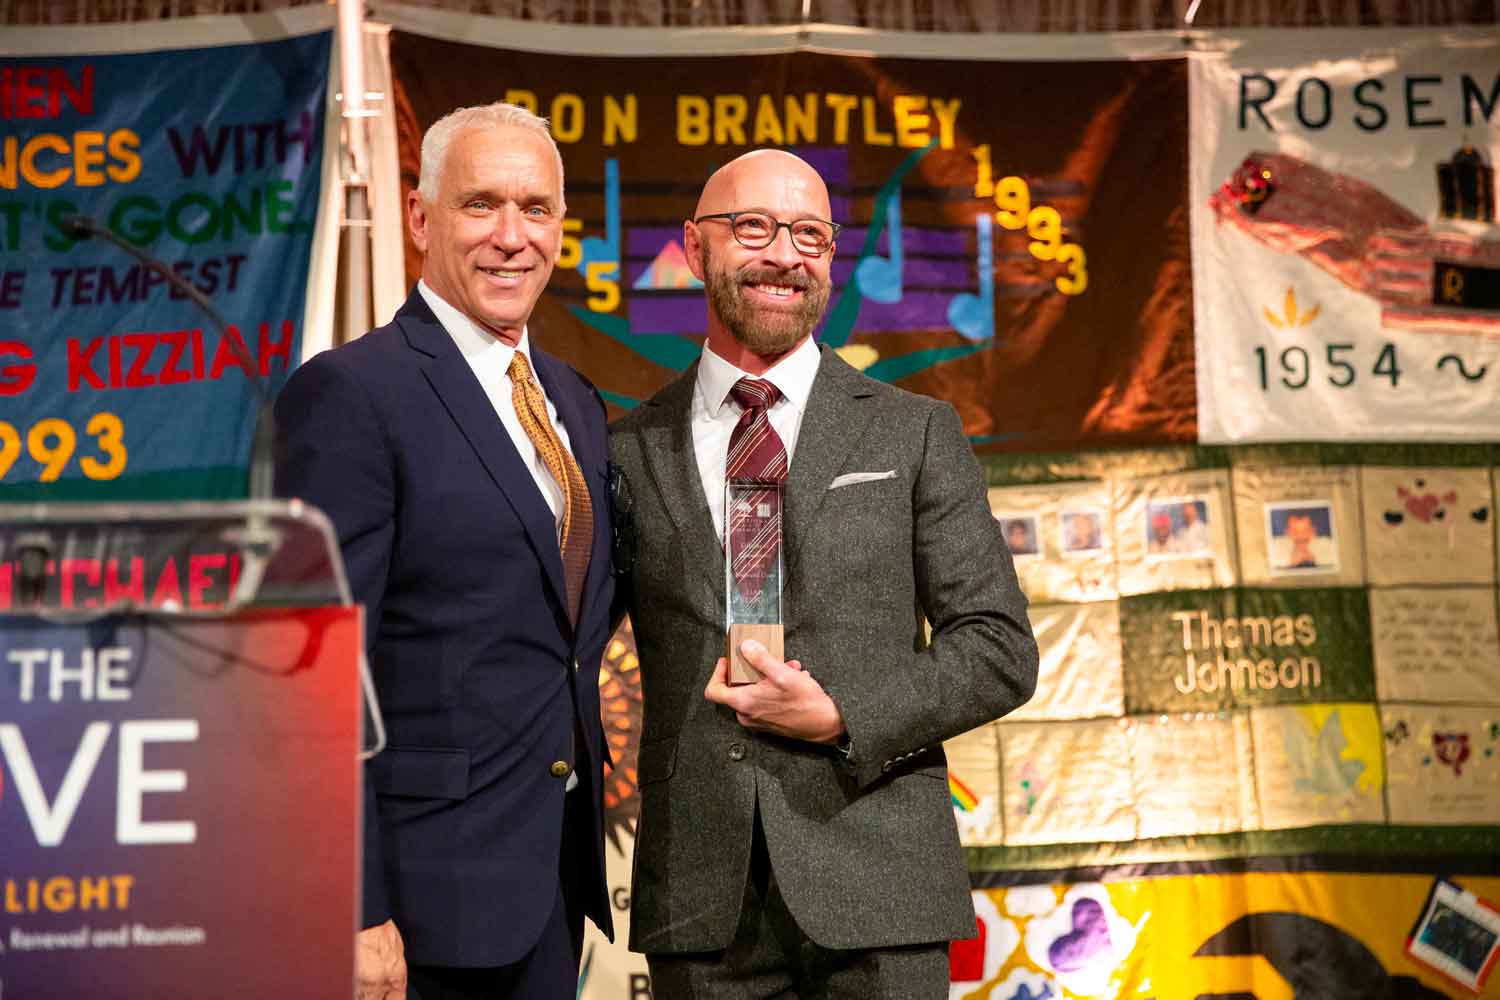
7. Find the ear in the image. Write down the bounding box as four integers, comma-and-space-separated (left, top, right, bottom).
407, 190, 429, 253
684, 221, 705, 281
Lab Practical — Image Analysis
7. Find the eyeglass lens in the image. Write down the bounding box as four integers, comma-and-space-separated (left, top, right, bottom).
732, 213, 834, 254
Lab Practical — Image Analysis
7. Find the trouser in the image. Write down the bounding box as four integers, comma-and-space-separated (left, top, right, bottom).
646, 813, 949, 1000
408, 773, 592, 1000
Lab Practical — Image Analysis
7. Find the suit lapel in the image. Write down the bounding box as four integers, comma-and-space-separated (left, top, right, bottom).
639, 364, 725, 585
397, 293, 569, 620
784, 347, 876, 572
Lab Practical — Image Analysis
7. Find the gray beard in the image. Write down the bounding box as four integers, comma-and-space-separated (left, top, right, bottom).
704, 260, 829, 357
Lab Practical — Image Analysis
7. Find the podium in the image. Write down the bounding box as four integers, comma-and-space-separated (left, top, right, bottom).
0, 501, 372, 998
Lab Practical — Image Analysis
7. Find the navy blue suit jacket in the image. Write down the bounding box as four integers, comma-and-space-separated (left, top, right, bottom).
273, 288, 614, 967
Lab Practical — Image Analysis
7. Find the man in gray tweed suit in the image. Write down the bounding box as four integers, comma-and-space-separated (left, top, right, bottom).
609, 148, 1038, 998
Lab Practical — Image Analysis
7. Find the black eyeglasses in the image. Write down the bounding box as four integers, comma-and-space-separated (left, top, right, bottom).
693, 211, 841, 257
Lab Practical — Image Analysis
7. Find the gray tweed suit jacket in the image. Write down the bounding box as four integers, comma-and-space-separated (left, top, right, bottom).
609, 346, 1038, 955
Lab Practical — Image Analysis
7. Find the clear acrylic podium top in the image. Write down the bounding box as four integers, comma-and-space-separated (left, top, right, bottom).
0, 499, 383, 756
0, 499, 350, 614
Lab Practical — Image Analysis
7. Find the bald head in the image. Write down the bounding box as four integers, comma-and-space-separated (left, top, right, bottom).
694, 149, 832, 221
685, 147, 837, 369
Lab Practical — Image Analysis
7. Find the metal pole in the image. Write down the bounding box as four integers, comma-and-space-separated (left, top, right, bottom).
337, 0, 373, 344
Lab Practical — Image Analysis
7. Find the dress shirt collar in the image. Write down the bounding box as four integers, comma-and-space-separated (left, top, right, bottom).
418, 279, 536, 376
696, 335, 820, 418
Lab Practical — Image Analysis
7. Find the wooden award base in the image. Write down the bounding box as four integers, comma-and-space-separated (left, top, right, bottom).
727, 623, 783, 685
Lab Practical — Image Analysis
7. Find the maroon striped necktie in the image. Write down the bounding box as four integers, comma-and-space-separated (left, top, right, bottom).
725, 378, 788, 611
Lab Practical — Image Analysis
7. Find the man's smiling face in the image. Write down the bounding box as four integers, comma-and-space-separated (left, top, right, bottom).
686, 151, 835, 360
407, 124, 564, 345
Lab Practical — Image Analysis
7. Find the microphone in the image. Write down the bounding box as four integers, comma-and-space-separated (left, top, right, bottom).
64, 215, 240, 358
64, 214, 281, 606
13, 531, 53, 609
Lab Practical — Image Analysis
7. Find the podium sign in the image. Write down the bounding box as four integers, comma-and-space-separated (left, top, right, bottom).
0, 606, 361, 997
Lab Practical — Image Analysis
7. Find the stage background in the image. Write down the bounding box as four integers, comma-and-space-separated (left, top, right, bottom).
374, 12, 1500, 998
4, 6, 1498, 998
0, 8, 340, 502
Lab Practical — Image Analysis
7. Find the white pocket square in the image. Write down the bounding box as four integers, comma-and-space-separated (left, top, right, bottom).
828, 470, 898, 490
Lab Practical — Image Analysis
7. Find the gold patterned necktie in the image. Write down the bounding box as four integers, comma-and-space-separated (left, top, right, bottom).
509, 351, 593, 627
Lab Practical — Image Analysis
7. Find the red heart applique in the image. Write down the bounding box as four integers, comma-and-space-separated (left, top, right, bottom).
1396, 486, 1456, 524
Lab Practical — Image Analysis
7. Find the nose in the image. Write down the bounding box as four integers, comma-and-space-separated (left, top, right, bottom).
491, 204, 527, 254
761, 224, 804, 270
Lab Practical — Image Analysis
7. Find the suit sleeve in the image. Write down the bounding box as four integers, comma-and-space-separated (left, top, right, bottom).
833, 401, 1038, 790
273, 354, 396, 929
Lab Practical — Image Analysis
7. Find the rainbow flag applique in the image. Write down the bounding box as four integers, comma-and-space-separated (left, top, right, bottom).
950, 772, 980, 812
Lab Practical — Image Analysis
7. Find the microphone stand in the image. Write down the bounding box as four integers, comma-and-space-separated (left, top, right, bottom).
63, 215, 281, 608
59, 217, 387, 760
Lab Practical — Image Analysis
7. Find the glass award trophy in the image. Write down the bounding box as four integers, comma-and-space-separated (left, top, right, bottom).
724, 479, 785, 685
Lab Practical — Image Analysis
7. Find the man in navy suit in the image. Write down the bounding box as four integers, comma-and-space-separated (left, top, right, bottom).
275, 103, 614, 1000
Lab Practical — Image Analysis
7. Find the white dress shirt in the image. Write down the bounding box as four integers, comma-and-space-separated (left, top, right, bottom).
1174, 517, 1211, 554
692, 336, 821, 540
419, 280, 572, 540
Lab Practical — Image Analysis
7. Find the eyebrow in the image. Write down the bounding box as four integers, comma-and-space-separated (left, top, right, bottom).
728, 206, 833, 221
452, 187, 559, 209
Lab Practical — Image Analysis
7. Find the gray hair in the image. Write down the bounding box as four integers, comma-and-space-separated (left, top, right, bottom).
416, 102, 565, 203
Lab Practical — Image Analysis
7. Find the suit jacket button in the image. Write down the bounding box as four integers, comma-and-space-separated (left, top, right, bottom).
550, 760, 572, 778
728, 742, 747, 761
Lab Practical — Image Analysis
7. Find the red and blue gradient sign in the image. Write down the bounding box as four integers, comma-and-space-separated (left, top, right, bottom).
0, 606, 359, 997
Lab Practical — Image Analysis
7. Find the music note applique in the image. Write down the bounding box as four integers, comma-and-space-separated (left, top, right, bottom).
577, 157, 620, 272
576, 158, 622, 313
854, 188, 904, 304
947, 212, 994, 342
